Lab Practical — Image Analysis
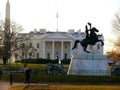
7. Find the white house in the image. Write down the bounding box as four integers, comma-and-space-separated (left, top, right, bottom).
14, 29, 104, 61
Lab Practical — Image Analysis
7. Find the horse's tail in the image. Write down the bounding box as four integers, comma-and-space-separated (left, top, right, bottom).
72, 40, 81, 50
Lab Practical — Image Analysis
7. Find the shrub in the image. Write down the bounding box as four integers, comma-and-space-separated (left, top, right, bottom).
2, 73, 120, 84
17, 58, 71, 64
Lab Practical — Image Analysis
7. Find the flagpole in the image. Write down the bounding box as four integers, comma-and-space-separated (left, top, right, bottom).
56, 12, 58, 32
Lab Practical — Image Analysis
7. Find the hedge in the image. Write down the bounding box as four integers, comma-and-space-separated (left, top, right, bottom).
17, 58, 71, 64
1, 73, 120, 84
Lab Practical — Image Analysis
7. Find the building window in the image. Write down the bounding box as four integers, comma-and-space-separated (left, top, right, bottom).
22, 52, 24, 59
37, 53, 39, 58
97, 44, 100, 49
29, 53, 32, 58
22, 52, 24, 56
64, 53, 67, 59
22, 43, 25, 48
37, 43, 39, 48
47, 53, 50, 59
29, 43, 32, 48
15, 43, 18, 48
65, 43, 67, 49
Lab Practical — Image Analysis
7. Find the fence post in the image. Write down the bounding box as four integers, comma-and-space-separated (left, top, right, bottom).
0, 70, 2, 80
10, 72, 13, 85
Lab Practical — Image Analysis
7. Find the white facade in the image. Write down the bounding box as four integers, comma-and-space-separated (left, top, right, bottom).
15, 30, 104, 61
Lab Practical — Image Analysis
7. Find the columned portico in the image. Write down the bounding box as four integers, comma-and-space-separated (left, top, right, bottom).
70, 41, 73, 58
42, 40, 45, 58
42, 33, 75, 60
52, 41, 55, 59
43, 40, 73, 60
61, 41, 64, 60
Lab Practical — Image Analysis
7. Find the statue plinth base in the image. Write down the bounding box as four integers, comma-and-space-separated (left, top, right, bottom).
67, 52, 110, 75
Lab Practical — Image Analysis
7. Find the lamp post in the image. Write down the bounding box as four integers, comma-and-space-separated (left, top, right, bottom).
56, 56, 61, 65
58, 58, 61, 65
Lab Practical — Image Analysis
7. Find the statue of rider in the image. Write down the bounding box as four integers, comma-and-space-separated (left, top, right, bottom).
85, 22, 99, 47
85, 22, 92, 40
85, 25, 89, 39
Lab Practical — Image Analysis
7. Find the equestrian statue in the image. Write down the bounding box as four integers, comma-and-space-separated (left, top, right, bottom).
72, 22, 104, 53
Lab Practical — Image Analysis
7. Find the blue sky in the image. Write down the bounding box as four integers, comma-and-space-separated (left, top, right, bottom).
0, 0, 120, 52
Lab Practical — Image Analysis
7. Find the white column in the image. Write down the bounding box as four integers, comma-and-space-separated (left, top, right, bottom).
42, 40, 45, 58
61, 41, 64, 60
70, 41, 73, 58
52, 41, 55, 59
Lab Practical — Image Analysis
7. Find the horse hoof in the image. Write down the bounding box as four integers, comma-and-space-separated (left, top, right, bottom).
101, 44, 104, 46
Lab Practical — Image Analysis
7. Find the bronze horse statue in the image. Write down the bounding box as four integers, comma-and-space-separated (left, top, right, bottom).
72, 23, 104, 53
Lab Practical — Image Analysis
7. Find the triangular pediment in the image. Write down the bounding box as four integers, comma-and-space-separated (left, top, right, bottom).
44, 33, 75, 40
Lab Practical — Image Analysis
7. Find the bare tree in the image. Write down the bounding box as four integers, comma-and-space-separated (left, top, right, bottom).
109, 9, 120, 61
107, 49, 120, 62
0, 20, 23, 64
112, 10, 120, 36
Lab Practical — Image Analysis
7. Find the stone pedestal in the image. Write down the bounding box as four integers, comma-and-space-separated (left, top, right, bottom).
67, 51, 110, 75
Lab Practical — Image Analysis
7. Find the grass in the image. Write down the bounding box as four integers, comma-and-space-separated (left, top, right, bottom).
2, 74, 120, 85
0, 63, 47, 70
0, 63, 69, 70
9, 84, 120, 90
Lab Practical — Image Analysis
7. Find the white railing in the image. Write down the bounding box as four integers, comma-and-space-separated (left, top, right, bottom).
68, 70, 111, 76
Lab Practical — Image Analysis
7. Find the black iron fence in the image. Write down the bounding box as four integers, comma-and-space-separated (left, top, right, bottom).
1, 69, 120, 85
1, 73, 120, 85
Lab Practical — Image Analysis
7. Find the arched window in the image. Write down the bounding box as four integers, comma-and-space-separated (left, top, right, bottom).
37, 53, 39, 58
37, 43, 39, 48
22, 43, 25, 48
29, 43, 32, 48
47, 53, 50, 59
29, 53, 32, 58
64, 53, 67, 59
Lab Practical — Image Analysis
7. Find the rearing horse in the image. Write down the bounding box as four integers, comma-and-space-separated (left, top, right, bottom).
72, 24, 104, 53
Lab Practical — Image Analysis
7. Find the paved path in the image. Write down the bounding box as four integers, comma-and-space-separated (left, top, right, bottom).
0, 81, 10, 90
0, 81, 49, 90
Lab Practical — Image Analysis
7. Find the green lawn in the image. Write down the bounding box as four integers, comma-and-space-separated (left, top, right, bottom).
0, 63, 68, 70
0, 63, 48, 70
